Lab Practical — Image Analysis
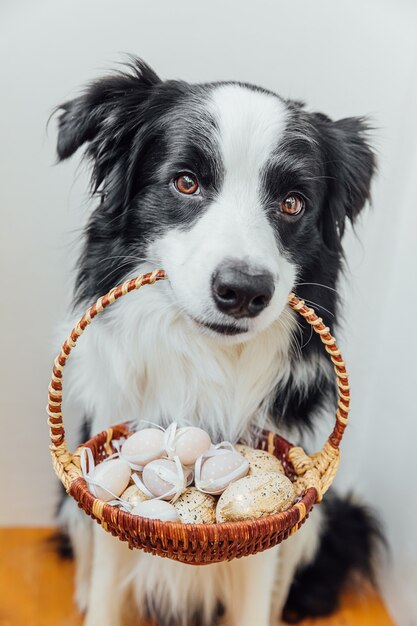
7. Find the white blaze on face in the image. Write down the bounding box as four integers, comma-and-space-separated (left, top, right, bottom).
153, 84, 298, 338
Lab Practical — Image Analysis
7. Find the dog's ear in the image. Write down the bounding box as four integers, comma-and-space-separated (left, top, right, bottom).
314, 114, 376, 251
55, 58, 161, 192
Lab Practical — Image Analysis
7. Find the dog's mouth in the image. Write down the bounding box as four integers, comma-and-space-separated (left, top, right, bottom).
191, 316, 249, 336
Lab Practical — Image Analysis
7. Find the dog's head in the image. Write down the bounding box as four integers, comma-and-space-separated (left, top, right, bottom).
56, 58, 375, 341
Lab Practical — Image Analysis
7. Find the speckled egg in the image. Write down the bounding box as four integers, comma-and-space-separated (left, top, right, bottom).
121, 428, 165, 468
196, 451, 249, 495
142, 459, 193, 500
173, 427, 212, 466
173, 488, 217, 524
120, 483, 149, 507
235, 444, 284, 476
90, 458, 131, 502
216, 472, 296, 523
131, 499, 180, 522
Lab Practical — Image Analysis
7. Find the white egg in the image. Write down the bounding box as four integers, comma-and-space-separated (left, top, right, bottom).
90, 458, 131, 502
142, 459, 193, 500
235, 444, 285, 476
121, 428, 165, 468
119, 483, 149, 507
173, 488, 217, 524
131, 499, 180, 522
196, 451, 249, 495
216, 472, 296, 523
173, 427, 212, 466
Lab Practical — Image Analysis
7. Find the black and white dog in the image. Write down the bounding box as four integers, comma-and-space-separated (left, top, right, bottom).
55, 58, 380, 626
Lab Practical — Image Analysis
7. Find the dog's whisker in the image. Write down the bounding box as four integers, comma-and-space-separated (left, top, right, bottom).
300, 322, 314, 350
96, 255, 162, 287
280, 308, 316, 357
98, 261, 141, 287
278, 315, 302, 361
295, 281, 340, 296
302, 298, 335, 319
97, 254, 149, 263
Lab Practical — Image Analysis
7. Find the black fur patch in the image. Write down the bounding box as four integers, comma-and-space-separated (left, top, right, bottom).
282, 494, 385, 623
48, 523, 74, 559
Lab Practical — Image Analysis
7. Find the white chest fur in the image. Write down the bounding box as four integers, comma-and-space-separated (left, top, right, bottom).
63, 276, 296, 443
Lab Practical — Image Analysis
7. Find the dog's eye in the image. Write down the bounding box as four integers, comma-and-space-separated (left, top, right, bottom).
174, 173, 200, 195
279, 193, 305, 216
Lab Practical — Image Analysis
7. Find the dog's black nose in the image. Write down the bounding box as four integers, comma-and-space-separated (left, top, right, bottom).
212, 261, 275, 319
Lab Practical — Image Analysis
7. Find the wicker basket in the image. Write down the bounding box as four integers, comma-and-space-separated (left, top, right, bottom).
48, 269, 350, 565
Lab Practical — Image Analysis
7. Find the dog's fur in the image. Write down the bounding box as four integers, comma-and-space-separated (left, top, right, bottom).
54, 58, 379, 626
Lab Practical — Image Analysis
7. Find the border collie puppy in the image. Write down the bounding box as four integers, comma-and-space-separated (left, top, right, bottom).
55, 58, 380, 626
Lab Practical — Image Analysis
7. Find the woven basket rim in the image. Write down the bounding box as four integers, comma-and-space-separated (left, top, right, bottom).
73, 477, 317, 537
71, 423, 316, 538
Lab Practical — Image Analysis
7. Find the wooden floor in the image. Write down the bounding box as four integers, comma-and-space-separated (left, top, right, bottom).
0, 528, 394, 626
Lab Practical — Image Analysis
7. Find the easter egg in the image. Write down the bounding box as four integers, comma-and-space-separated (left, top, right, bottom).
142, 459, 193, 500
196, 451, 249, 495
173, 488, 217, 524
173, 427, 212, 466
216, 472, 296, 523
235, 444, 284, 476
131, 499, 180, 522
121, 428, 165, 468
120, 483, 149, 507
90, 458, 131, 502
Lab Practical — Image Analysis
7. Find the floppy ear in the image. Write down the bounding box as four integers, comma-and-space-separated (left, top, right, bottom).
314, 114, 376, 251
55, 58, 161, 193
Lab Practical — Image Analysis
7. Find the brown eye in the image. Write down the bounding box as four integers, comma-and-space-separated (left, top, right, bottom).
279, 193, 305, 216
174, 173, 199, 195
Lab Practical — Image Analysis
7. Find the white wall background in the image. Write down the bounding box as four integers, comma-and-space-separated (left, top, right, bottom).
1, 0, 416, 623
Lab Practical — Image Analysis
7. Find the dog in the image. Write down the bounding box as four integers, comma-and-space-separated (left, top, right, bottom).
54, 58, 380, 626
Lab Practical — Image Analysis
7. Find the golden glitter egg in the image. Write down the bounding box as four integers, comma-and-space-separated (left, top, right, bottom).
235, 444, 284, 476
216, 472, 296, 523
173, 487, 217, 524
120, 483, 149, 507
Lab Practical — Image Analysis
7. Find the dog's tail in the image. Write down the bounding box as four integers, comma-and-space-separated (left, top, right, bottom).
282, 493, 385, 623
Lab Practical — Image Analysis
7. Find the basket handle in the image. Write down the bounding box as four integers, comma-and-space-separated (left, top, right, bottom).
48, 270, 349, 500
285, 294, 350, 502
